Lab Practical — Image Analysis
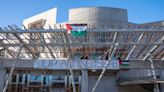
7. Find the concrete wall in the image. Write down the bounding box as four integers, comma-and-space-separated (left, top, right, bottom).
69, 7, 128, 28
2, 59, 164, 69
23, 7, 57, 29
0, 69, 153, 92
88, 76, 117, 92
3, 59, 34, 68
160, 71, 164, 92
129, 60, 164, 68
81, 69, 88, 92
1, 59, 164, 92
0, 68, 6, 92
117, 85, 151, 92
88, 75, 151, 92
118, 60, 164, 79
1, 60, 164, 79
2, 59, 119, 70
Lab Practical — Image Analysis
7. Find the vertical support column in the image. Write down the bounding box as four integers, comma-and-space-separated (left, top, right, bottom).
81, 69, 88, 92
160, 70, 164, 92
0, 68, 6, 92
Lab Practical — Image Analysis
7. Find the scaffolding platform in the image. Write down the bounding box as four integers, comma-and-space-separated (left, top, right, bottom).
118, 78, 164, 85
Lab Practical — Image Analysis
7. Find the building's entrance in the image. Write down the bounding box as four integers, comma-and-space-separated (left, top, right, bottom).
6, 70, 81, 92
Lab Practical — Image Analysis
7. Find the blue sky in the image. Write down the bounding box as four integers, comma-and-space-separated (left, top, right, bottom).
0, 0, 163, 27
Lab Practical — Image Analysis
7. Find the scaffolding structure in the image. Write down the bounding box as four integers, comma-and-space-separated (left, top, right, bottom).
0, 26, 164, 92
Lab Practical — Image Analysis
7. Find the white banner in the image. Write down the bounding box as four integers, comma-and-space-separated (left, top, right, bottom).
34, 59, 119, 70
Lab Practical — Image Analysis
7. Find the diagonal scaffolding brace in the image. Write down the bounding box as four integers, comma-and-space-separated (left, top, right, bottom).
143, 36, 164, 61
126, 33, 144, 60
92, 43, 118, 92
149, 54, 160, 92
2, 45, 23, 92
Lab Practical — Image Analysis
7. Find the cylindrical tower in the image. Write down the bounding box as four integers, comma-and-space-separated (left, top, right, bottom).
69, 7, 128, 28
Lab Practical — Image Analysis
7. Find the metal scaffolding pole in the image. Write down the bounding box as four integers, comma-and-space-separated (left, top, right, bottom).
143, 36, 164, 61
126, 33, 144, 60
92, 43, 118, 92
64, 31, 76, 92
0, 29, 163, 33
69, 60, 76, 92
0, 42, 163, 47
2, 45, 23, 92
149, 54, 160, 92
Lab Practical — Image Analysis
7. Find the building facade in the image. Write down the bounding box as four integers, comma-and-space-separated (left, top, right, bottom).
0, 7, 164, 92
69, 7, 128, 28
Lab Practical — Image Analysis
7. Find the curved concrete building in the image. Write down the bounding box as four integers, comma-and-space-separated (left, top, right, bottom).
69, 7, 128, 28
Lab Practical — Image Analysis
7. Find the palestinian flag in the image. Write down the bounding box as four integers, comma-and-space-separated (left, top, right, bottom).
121, 60, 129, 66
66, 24, 87, 36
118, 58, 129, 67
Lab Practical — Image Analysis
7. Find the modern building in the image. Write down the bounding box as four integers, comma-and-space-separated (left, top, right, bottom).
68, 7, 128, 28
0, 7, 164, 92
23, 8, 57, 29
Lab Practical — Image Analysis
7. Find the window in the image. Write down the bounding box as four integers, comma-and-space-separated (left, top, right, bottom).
28, 19, 46, 29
